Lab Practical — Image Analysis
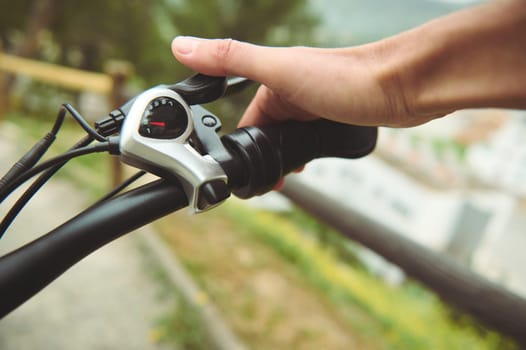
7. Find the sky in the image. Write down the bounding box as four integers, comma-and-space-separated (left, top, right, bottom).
310, 0, 481, 44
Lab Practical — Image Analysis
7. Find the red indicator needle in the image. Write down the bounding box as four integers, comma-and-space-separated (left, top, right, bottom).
150, 121, 166, 127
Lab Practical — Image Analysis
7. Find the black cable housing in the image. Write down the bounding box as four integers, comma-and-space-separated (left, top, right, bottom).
0, 133, 56, 192
0, 143, 110, 203
62, 103, 107, 142
0, 136, 94, 239
93, 171, 147, 205
0, 107, 66, 191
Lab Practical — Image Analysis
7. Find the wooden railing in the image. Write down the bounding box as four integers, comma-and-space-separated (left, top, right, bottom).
0, 52, 113, 95
0, 42, 133, 185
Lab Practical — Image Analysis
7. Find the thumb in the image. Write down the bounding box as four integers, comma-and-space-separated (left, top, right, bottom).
171, 36, 294, 87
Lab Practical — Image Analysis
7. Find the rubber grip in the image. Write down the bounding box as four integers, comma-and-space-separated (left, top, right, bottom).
221, 119, 377, 198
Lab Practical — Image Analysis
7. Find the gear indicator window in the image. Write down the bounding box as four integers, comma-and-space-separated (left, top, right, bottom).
139, 97, 189, 140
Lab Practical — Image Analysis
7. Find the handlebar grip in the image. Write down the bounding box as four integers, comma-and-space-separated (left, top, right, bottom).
0, 180, 187, 318
220, 120, 377, 198
168, 74, 227, 105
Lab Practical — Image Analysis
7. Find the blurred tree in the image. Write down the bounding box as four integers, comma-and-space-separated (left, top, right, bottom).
0, 0, 34, 48
46, 0, 169, 83
0, 0, 60, 96
0, 0, 58, 57
0, 0, 318, 126
168, 0, 318, 44
0, 0, 175, 84
0, 0, 317, 83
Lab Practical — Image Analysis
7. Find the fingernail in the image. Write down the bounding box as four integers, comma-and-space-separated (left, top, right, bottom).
172, 36, 201, 55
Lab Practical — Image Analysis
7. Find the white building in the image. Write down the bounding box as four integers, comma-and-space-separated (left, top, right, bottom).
295, 154, 523, 294
467, 111, 526, 196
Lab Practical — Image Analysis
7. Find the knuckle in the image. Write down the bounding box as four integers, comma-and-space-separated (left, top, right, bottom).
213, 38, 236, 65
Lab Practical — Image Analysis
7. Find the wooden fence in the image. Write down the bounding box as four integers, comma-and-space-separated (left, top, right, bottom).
0, 52, 113, 96
0, 43, 133, 185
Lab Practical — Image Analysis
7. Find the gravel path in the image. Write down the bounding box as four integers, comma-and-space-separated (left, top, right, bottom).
0, 122, 175, 350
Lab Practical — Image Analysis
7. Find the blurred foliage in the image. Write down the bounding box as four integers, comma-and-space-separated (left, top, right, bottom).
0, 0, 165, 80
222, 202, 517, 350
168, 0, 318, 45
0, 0, 319, 129
155, 291, 211, 350
283, 207, 365, 267
0, 0, 318, 84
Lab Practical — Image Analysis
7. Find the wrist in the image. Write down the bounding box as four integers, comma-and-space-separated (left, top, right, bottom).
374, 0, 526, 124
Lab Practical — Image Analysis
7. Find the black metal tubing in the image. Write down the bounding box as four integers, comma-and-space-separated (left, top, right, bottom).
0, 179, 187, 318
280, 176, 526, 346
0, 89, 377, 318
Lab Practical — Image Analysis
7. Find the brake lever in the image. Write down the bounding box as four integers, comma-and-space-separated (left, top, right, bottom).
167, 74, 227, 105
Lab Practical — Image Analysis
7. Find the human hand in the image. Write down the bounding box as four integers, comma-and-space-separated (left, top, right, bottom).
171, 0, 526, 130
171, 37, 434, 128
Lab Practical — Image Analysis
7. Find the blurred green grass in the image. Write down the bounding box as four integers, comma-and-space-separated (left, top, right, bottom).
222, 202, 515, 349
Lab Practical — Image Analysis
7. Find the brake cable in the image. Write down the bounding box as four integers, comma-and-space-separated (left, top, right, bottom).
0, 103, 112, 238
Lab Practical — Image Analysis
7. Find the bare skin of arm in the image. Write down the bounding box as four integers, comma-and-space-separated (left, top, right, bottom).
171, 0, 526, 128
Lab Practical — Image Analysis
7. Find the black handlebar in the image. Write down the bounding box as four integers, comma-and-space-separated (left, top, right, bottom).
221, 120, 377, 198
0, 114, 378, 317
0, 179, 186, 317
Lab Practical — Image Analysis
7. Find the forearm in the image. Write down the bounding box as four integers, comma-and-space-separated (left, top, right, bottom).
377, 0, 526, 122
